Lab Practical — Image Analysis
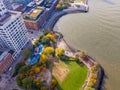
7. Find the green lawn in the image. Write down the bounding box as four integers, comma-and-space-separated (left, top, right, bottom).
55, 61, 88, 90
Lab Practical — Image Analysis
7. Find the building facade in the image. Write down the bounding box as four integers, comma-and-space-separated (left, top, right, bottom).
0, 1, 7, 16
0, 50, 14, 74
2, 0, 13, 10
23, 0, 59, 31
0, 2, 29, 58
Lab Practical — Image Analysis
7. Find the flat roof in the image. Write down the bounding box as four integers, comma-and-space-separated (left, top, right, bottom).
30, 9, 42, 18
0, 11, 20, 26
23, 6, 44, 21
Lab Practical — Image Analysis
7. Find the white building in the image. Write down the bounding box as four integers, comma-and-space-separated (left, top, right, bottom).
0, 2, 29, 59
2, 0, 13, 10
0, 1, 7, 16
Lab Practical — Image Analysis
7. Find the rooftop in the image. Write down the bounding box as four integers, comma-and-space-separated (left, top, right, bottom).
30, 9, 42, 18
0, 11, 20, 26
23, 6, 44, 21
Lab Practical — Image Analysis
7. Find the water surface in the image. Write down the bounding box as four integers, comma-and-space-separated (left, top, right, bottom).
54, 0, 120, 89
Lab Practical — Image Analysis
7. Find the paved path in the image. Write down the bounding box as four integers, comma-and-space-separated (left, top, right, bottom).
44, 6, 89, 30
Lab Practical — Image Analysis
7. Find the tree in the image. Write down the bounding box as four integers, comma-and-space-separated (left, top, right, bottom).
29, 70, 35, 76
39, 35, 44, 40
34, 39, 39, 46
16, 76, 22, 86
19, 73, 26, 80
40, 54, 47, 63
43, 66, 47, 71
50, 79, 57, 89
33, 78, 43, 89
19, 66, 30, 74
34, 67, 40, 74
43, 30, 49, 35
59, 55, 69, 61
41, 86, 48, 90
56, 4, 61, 9
62, 4, 68, 9
22, 46, 33, 59
22, 77, 33, 89
43, 47, 55, 56
13, 62, 25, 77
55, 48, 65, 57
46, 33, 55, 42
41, 36, 50, 45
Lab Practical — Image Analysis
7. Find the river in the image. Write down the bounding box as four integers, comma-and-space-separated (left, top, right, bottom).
53, 0, 120, 90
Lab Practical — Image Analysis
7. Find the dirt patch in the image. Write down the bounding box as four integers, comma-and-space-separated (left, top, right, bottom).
52, 61, 69, 82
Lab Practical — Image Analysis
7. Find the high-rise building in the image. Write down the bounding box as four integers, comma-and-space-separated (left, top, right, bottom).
1, 0, 13, 10
0, 1, 8, 16
0, 1, 29, 59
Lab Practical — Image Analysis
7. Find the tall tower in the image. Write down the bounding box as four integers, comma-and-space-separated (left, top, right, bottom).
0, 2, 29, 59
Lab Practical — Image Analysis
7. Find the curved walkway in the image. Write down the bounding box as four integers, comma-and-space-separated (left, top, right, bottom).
43, 2, 103, 90
44, 7, 89, 30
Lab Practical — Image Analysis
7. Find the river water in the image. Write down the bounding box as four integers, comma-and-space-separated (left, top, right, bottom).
54, 0, 120, 90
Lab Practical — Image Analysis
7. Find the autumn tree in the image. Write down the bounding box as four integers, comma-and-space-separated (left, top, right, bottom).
55, 48, 65, 57
56, 4, 62, 10
40, 54, 47, 63
34, 39, 39, 46
50, 79, 57, 89
46, 33, 56, 42
34, 67, 41, 74
43, 47, 55, 56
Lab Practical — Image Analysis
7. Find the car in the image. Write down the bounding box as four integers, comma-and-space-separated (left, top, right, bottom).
8, 67, 12, 71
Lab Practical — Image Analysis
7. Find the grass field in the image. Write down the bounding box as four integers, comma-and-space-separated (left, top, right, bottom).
52, 61, 88, 90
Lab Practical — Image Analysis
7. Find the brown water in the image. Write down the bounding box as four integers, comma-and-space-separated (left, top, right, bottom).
54, 0, 120, 90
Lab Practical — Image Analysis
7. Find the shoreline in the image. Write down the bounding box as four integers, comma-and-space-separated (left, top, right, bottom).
55, 31, 104, 90
43, 4, 104, 90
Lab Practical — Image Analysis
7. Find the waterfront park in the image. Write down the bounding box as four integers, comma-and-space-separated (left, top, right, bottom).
13, 30, 100, 90
12, 0, 102, 90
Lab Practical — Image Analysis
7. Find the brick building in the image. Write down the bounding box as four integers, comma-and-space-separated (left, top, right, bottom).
0, 50, 14, 74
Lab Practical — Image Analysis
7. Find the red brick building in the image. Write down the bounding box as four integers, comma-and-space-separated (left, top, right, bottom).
0, 50, 14, 74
